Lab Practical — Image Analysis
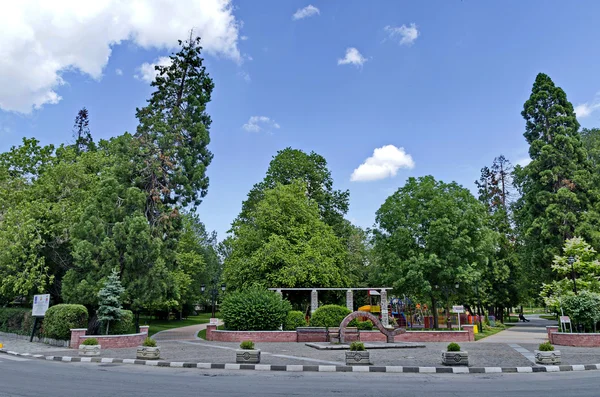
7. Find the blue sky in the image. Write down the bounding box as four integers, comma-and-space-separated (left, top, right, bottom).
2, 1, 600, 239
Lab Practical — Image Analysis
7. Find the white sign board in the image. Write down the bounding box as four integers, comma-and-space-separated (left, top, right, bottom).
452, 305, 464, 313
560, 316, 571, 323
209, 318, 218, 325
32, 294, 50, 317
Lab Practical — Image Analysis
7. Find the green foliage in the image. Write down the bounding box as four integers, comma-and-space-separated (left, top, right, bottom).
221, 288, 292, 331
561, 291, 600, 331
0, 308, 36, 336
142, 337, 157, 347
97, 268, 124, 335
82, 338, 98, 346
538, 342, 554, 351
239, 340, 255, 350
224, 181, 353, 290
373, 175, 493, 327
514, 73, 596, 289
283, 310, 307, 330
43, 304, 88, 340
348, 318, 373, 330
447, 342, 461, 352
309, 305, 351, 328
109, 310, 134, 335
349, 341, 365, 351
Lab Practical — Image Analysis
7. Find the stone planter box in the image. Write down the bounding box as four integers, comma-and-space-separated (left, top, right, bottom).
442, 351, 468, 366
535, 350, 561, 365
236, 349, 261, 364
79, 344, 101, 357
137, 346, 161, 360
345, 351, 371, 366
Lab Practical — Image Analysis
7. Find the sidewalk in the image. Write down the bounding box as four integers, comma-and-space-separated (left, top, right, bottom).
478, 314, 557, 344
152, 321, 218, 342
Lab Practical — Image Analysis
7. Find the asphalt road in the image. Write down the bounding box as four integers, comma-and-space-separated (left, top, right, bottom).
1, 357, 600, 397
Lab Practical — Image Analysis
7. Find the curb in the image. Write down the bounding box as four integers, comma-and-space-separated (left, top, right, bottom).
2, 349, 599, 374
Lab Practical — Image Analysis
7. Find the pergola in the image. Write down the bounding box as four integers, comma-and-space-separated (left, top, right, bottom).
268, 287, 394, 327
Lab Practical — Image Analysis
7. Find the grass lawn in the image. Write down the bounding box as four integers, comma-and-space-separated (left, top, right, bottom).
540, 314, 557, 321
141, 312, 220, 336
474, 324, 514, 341
197, 325, 224, 339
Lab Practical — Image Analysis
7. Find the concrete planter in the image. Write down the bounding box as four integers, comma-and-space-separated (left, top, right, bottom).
442, 351, 468, 366
136, 346, 161, 360
236, 349, 261, 364
78, 344, 101, 357
345, 351, 371, 366
534, 350, 561, 365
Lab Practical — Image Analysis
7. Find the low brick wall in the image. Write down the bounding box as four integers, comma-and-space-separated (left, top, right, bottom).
204, 325, 474, 343
206, 325, 297, 342
547, 326, 600, 347
70, 326, 149, 349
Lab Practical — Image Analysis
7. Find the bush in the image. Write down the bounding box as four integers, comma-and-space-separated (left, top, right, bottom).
221, 288, 292, 331
309, 305, 351, 328
142, 337, 157, 347
284, 310, 307, 330
562, 291, 600, 332
447, 343, 461, 352
43, 304, 88, 340
109, 310, 134, 335
0, 308, 38, 336
240, 340, 255, 350
349, 341, 365, 351
538, 341, 554, 351
348, 319, 373, 330
82, 338, 98, 346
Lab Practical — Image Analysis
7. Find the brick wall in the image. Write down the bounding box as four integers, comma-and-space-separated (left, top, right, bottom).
70, 326, 149, 349
548, 329, 600, 347
206, 325, 298, 342
205, 325, 474, 343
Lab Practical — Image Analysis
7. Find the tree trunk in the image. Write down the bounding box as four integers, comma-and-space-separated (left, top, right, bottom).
106, 321, 110, 336
431, 295, 438, 329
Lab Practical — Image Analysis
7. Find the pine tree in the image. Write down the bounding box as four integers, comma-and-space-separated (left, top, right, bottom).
97, 268, 125, 335
73, 107, 94, 154
135, 34, 214, 228
514, 73, 595, 288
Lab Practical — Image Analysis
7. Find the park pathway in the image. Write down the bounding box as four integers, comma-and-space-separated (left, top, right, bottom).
152, 320, 222, 342
478, 314, 557, 344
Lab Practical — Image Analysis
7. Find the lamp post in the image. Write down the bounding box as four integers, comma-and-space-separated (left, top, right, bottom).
568, 256, 578, 295
474, 281, 483, 334
201, 280, 226, 318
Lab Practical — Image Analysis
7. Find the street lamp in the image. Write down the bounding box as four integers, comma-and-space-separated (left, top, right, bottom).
568, 256, 578, 295
201, 280, 226, 318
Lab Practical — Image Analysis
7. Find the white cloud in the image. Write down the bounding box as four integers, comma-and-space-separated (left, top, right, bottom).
337, 48, 367, 67
516, 157, 531, 167
351, 145, 415, 182
292, 5, 320, 20
385, 23, 419, 46
135, 57, 173, 83
0, 0, 243, 113
575, 102, 600, 119
238, 71, 251, 82
115, 68, 123, 76
242, 116, 280, 132
240, 35, 249, 41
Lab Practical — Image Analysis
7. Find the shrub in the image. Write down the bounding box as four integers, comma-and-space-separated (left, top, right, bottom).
538, 342, 554, 351
309, 305, 351, 328
349, 341, 365, 351
562, 291, 600, 332
82, 338, 98, 346
357, 320, 374, 330
109, 310, 134, 335
284, 310, 307, 330
0, 308, 37, 336
43, 304, 88, 340
239, 340, 255, 350
447, 343, 461, 352
221, 288, 292, 331
142, 337, 157, 347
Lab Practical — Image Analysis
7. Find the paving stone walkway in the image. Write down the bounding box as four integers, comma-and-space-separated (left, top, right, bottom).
478, 314, 557, 344
152, 320, 222, 341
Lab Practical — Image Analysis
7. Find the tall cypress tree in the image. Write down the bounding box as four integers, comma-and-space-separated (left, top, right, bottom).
514, 73, 595, 288
73, 107, 94, 154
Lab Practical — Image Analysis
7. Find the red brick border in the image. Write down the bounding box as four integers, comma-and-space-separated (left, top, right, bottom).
70, 326, 149, 349
547, 326, 600, 347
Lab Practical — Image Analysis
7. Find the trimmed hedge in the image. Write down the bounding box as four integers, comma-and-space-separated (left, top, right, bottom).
221, 288, 292, 331
284, 310, 307, 330
349, 319, 374, 330
109, 309, 134, 335
0, 308, 37, 336
43, 304, 88, 340
309, 305, 351, 328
